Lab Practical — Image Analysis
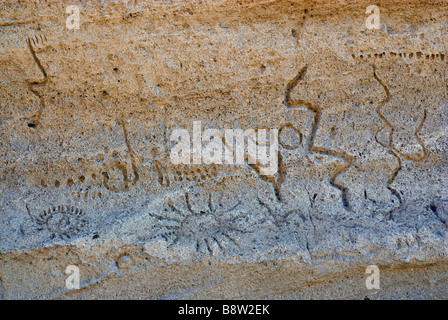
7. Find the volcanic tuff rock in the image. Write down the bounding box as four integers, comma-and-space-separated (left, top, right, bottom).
0, 0, 447, 299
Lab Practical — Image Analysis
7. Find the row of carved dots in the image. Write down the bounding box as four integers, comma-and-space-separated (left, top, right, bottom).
74, 190, 102, 199
173, 166, 219, 181
40, 173, 102, 188
353, 51, 445, 61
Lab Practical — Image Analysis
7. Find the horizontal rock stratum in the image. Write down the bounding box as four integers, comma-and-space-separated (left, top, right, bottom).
0, 0, 447, 299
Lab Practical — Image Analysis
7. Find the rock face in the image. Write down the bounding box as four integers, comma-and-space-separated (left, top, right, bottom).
0, 0, 447, 299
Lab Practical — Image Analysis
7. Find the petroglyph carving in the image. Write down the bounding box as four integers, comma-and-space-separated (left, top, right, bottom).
148, 193, 247, 256
26, 204, 88, 239
370, 62, 435, 217
283, 65, 354, 210
374, 70, 428, 163
352, 51, 445, 61
25, 34, 49, 128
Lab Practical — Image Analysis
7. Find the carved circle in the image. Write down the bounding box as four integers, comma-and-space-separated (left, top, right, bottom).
279, 123, 303, 149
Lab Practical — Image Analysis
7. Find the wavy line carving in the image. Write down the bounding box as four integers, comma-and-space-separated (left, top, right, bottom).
26, 35, 48, 128
283, 65, 354, 211
373, 68, 428, 218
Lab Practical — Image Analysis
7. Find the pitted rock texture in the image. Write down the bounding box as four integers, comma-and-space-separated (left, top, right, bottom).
0, 0, 447, 299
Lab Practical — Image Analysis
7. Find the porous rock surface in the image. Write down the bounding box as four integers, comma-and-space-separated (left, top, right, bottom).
0, 0, 447, 299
